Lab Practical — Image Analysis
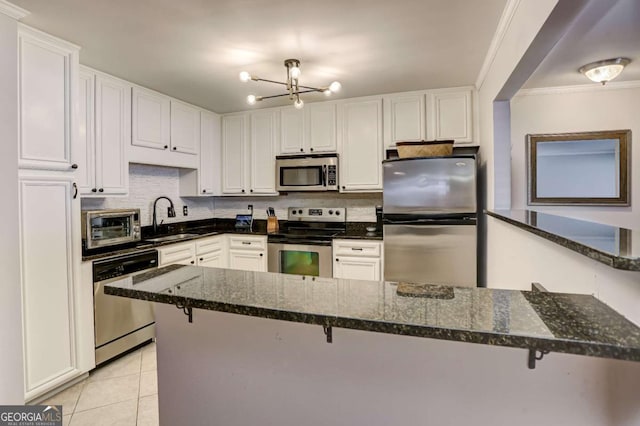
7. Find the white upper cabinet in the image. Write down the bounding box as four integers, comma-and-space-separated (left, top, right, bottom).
339, 98, 383, 192
278, 103, 337, 155
77, 67, 130, 196
131, 86, 170, 151
279, 107, 305, 154
18, 25, 79, 171
250, 110, 278, 194
306, 102, 337, 153
221, 114, 247, 194
222, 111, 278, 196
383, 93, 425, 148
170, 100, 200, 155
427, 89, 473, 143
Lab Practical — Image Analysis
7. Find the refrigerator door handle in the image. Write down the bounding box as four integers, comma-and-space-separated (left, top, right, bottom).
383, 217, 476, 225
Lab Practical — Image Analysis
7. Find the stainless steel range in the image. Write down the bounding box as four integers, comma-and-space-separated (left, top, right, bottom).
267, 207, 346, 278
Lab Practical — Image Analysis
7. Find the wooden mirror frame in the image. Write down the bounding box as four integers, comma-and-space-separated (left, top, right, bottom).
527, 129, 631, 206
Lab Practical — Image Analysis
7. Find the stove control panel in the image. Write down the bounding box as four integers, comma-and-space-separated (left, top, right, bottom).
288, 207, 346, 222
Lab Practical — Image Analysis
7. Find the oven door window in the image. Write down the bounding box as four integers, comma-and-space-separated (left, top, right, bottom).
280, 166, 323, 187
280, 250, 320, 276
90, 216, 132, 241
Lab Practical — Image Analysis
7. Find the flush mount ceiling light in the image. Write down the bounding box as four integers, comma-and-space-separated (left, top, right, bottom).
579, 57, 631, 85
239, 59, 341, 109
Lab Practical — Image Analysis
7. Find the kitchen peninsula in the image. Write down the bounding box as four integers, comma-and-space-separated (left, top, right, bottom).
104, 266, 640, 425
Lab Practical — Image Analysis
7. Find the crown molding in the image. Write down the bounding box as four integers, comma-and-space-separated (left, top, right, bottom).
475, 0, 521, 91
0, 0, 29, 20
514, 80, 640, 97
18, 23, 81, 51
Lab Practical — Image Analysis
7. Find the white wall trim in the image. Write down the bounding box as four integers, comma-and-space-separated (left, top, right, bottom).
515, 80, 640, 97
0, 0, 29, 20
18, 23, 81, 51
475, 0, 522, 91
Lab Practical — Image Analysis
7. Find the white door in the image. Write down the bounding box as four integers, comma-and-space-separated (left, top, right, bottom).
76, 69, 95, 194
18, 27, 78, 171
306, 102, 337, 153
170, 100, 200, 155
222, 114, 247, 194
428, 90, 473, 143
132, 86, 171, 150
340, 99, 383, 191
95, 74, 129, 195
333, 256, 381, 281
229, 250, 266, 272
384, 94, 425, 147
199, 111, 221, 195
19, 177, 80, 396
198, 251, 226, 268
250, 110, 278, 194
279, 107, 304, 154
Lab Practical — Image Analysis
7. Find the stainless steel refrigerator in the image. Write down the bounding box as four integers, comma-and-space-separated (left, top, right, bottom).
383, 155, 478, 287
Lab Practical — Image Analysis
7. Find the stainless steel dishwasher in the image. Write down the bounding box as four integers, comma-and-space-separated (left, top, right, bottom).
93, 249, 158, 365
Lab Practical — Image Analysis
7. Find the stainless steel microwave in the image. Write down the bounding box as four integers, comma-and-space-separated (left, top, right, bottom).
275, 154, 338, 191
82, 209, 141, 250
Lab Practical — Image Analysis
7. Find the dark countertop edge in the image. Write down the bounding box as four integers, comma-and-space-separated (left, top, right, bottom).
486, 210, 640, 272
104, 286, 640, 363
82, 223, 382, 261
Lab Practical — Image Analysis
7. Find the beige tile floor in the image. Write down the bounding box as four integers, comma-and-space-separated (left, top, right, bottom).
42, 342, 158, 426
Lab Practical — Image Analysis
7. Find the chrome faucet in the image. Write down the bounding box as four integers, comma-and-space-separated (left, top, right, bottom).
152, 196, 176, 234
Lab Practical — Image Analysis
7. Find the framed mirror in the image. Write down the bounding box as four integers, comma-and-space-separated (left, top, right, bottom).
527, 130, 630, 205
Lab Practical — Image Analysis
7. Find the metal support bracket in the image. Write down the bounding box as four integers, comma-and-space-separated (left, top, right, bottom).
323, 325, 333, 343
175, 303, 193, 323
527, 349, 550, 369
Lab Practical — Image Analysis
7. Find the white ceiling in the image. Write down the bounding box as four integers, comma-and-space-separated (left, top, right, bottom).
523, 0, 640, 88
13, 0, 506, 113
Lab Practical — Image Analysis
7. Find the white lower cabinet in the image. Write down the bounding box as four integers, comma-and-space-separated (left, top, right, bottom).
228, 235, 267, 272
19, 175, 91, 401
158, 242, 196, 267
332, 240, 383, 281
196, 235, 227, 267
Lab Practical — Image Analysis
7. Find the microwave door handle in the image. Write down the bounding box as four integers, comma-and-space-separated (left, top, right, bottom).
322, 165, 327, 187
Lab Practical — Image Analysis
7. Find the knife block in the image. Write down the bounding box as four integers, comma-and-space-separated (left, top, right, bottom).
267, 216, 279, 234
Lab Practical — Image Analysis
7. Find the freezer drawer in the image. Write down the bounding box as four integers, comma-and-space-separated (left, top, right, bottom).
384, 223, 476, 287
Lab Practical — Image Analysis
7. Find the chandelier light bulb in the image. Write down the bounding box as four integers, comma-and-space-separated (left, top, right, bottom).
239, 71, 251, 82
289, 66, 301, 79
294, 98, 304, 109
323, 89, 332, 97
247, 94, 257, 105
329, 81, 342, 93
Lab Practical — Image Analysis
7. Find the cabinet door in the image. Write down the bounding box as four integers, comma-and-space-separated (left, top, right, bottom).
306, 102, 337, 153
428, 90, 473, 143
221, 114, 247, 194
340, 99, 383, 191
384, 94, 425, 148
250, 110, 278, 194
132, 86, 171, 151
77, 69, 95, 194
229, 249, 266, 272
18, 27, 78, 171
19, 177, 80, 397
333, 256, 381, 281
158, 242, 196, 267
170, 100, 200, 155
279, 107, 304, 154
199, 111, 221, 195
198, 250, 226, 268
95, 74, 129, 195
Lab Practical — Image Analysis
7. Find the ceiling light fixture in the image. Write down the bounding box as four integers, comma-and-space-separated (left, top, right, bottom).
239, 59, 341, 108
579, 57, 631, 85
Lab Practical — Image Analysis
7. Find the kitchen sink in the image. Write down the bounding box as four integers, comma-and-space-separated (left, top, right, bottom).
143, 233, 201, 243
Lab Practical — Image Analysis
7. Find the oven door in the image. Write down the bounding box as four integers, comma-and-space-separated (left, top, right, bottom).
268, 242, 333, 278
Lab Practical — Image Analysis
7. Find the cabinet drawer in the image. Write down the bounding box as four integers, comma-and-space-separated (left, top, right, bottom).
332, 240, 381, 257
228, 235, 266, 250
158, 242, 196, 266
195, 235, 225, 255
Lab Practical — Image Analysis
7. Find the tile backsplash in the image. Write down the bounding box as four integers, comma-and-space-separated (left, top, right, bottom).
82, 164, 382, 225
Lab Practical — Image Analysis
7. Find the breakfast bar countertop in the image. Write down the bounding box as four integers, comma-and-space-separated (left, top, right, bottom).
104, 265, 640, 364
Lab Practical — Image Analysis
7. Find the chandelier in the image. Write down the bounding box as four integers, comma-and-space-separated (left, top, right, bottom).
239, 59, 341, 109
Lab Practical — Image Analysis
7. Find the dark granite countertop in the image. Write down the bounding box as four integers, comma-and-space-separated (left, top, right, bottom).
104, 265, 640, 363
487, 210, 640, 271
83, 219, 382, 261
